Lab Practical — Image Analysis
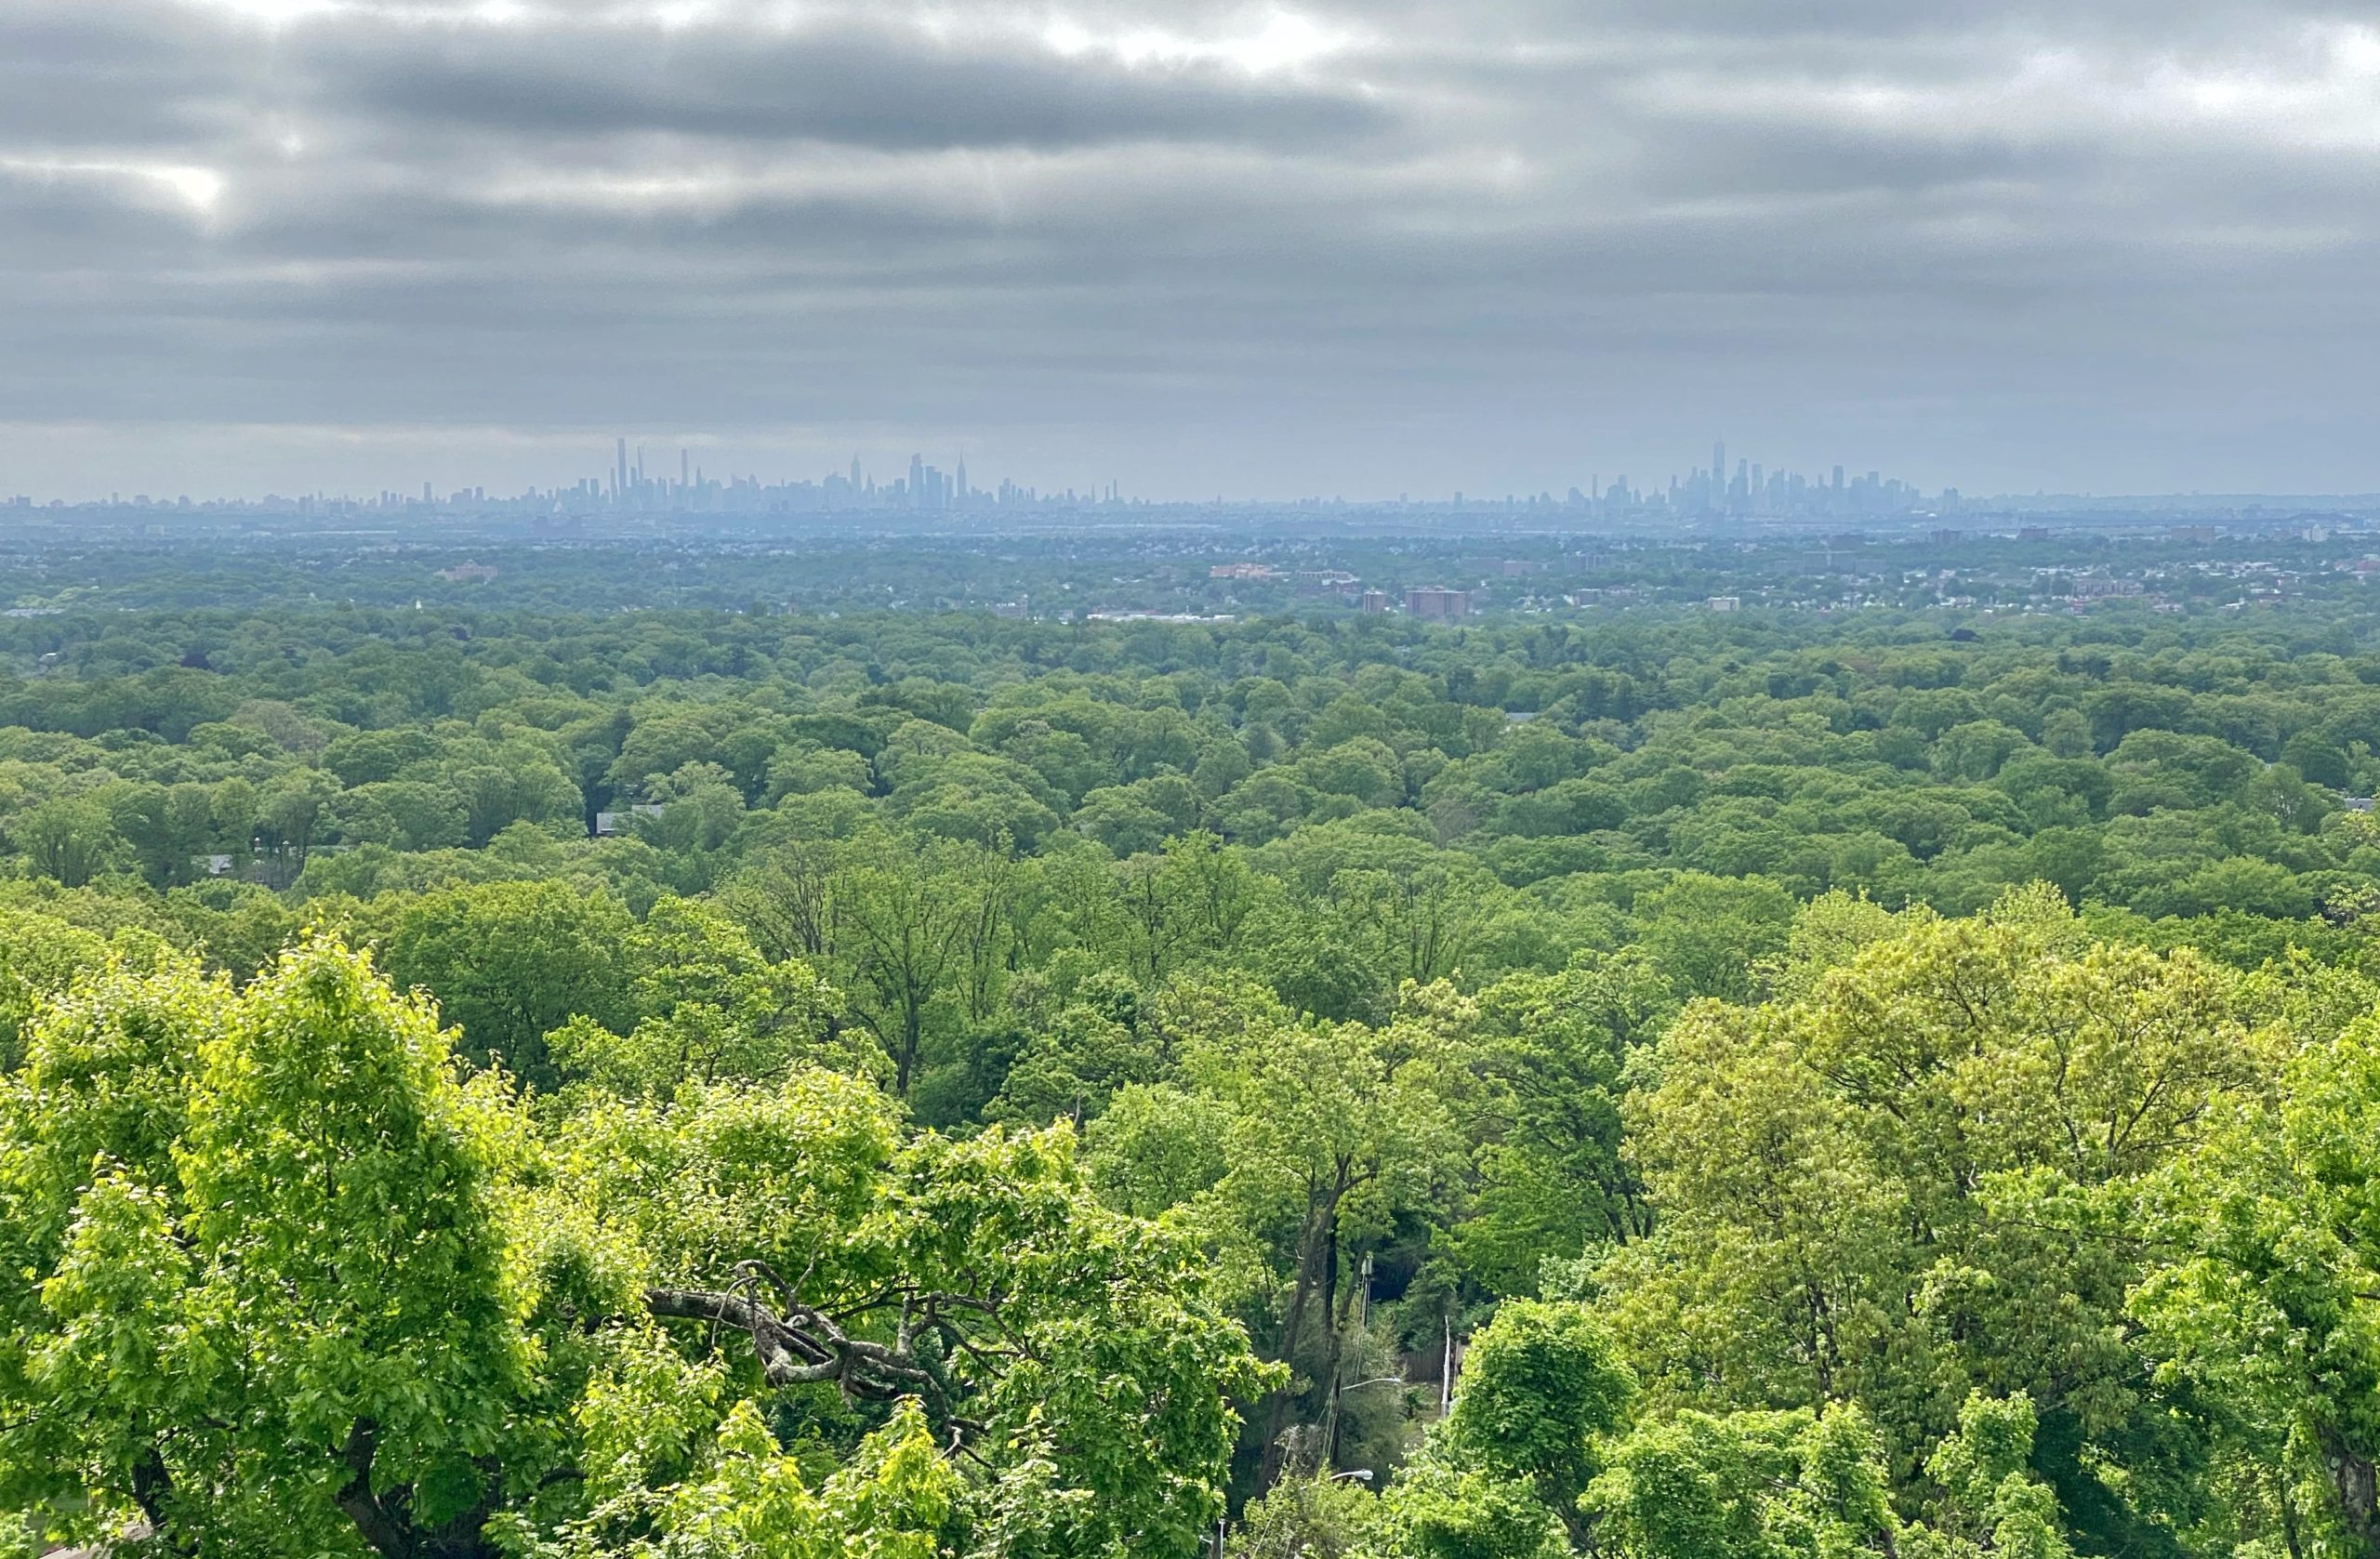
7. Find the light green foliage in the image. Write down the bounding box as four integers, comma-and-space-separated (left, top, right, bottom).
1398, 1307, 1943, 1559
1084, 1082, 1233, 1217
1600, 887, 2271, 1551
0, 939, 534, 1556
1586, 1404, 1899, 1559
560, 1071, 1275, 1557
0, 941, 1269, 1559
1379, 1460, 1569, 1559
1372, 1300, 1635, 1557
1226, 1472, 1384, 1559
556, 1067, 898, 1291
1448, 951, 1673, 1295
2124, 1010, 2380, 1554
1441, 1301, 1634, 1521
1902, 1394, 2074, 1559
13, 599, 2380, 1558
381, 877, 639, 1088
562, 1395, 962, 1559
0, 906, 119, 1067
1380, 1297, 1911, 1559
1172, 984, 1476, 1475
549, 894, 850, 1095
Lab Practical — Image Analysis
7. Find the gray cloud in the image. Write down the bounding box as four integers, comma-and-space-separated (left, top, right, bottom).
299, 20, 1395, 151
2, 0, 2378, 498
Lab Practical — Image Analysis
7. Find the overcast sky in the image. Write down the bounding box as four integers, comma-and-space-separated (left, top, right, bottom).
3, 0, 2377, 501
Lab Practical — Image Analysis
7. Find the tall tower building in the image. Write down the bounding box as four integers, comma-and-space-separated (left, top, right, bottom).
615, 438, 628, 499
909, 453, 926, 507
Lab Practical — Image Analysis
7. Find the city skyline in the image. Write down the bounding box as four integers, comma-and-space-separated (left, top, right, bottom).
6, 435, 2001, 516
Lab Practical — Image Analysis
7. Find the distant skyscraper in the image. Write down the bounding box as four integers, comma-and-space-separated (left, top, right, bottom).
1712, 440, 1726, 487
615, 438, 628, 498
956, 457, 968, 502
909, 453, 926, 508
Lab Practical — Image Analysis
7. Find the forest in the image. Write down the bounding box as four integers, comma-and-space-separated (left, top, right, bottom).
7, 595, 2380, 1556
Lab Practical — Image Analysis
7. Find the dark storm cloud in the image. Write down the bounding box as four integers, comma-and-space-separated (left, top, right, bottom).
3, 0, 2379, 497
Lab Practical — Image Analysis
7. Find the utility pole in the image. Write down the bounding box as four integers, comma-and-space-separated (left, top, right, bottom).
1441, 1314, 1454, 1415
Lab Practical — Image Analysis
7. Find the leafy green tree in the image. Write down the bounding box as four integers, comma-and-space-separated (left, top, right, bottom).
761, 741, 872, 802
1601, 888, 2268, 1547
332, 780, 469, 852
0, 942, 542, 1557
1449, 951, 1674, 1296
578, 1080, 1276, 1558
106, 780, 214, 887
8, 794, 124, 887
986, 989, 1159, 1126
1441, 1300, 1635, 1538
257, 767, 341, 882
1632, 872, 1795, 1001
1076, 784, 1183, 856
1586, 1404, 1901, 1559
1904, 1394, 2074, 1559
0, 906, 118, 1067
1169, 987, 1476, 1482
1381, 1460, 1567, 1559
1086, 1081, 1236, 1218
2126, 1009, 2380, 1555
1226, 1470, 1382, 1559
381, 878, 638, 1088
635, 760, 749, 857
450, 753, 583, 847
728, 836, 1019, 1099
0, 941, 1274, 1559
563, 1394, 964, 1559
321, 727, 441, 786
549, 895, 846, 1096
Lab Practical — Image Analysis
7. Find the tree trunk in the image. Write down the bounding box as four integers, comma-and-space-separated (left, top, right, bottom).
333, 1419, 502, 1559
2323, 1429, 2380, 1558
1318, 1206, 1344, 1465
335, 1421, 419, 1559
126, 1444, 189, 1557
1258, 1205, 1329, 1488
896, 997, 921, 1095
